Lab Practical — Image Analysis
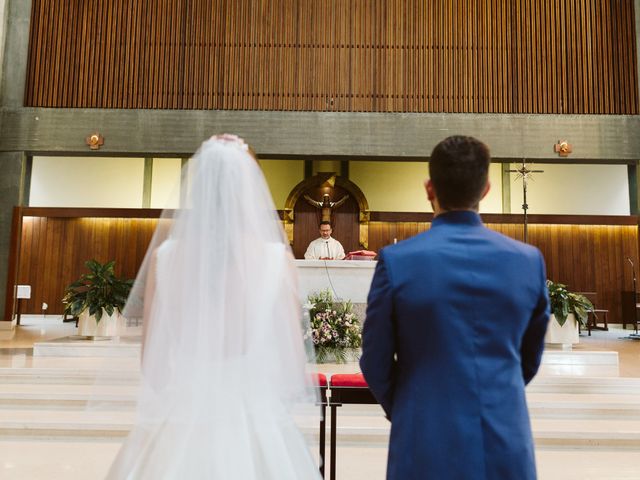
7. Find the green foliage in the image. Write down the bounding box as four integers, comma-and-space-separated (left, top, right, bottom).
304, 289, 362, 364
62, 260, 133, 323
546, 280, 593, 327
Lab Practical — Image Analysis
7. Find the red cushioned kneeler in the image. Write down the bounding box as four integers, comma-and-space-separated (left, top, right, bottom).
327, 374, 377, 480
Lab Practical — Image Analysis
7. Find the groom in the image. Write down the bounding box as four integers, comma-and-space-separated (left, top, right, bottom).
360, 135, 550, 479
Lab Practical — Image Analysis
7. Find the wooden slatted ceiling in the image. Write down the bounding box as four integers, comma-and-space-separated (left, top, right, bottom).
24, 0, 638, 113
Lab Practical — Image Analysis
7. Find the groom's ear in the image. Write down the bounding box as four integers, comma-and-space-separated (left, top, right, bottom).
425, 179, 436, 202
480, 180, 491, 200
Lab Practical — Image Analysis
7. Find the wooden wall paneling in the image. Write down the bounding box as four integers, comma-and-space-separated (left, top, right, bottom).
14, 211, 639, 319
83, 0, 95, 106
94, 0, 106, 107
535, 0, 544, 113
456, 0, 463, 112
593, 226, 608, 316
42, 217, 58, 312
24, 0, 37, 105
622, 0, 635, 113
58, 1, 71, 106
39, 0, 54, 106
570, 225, 584, 291
102, 0, 113, 107
526, 0, 534, 113
3, 209, 23, 322
577, 0, 592, 113
567, 0, 576, 113
589, 0, 600, 112
105, 0, 116, 108
496, 0, 504, 113
93, 0, 105, 106
577, 0, 587, 113
131, 0, 144, 108
162, 0, 173, 109
196, 0, 207, 110
598, 2, 611, 111
185, 0, 196, 109
585, 0, 595, 113
182, 2, 192, 109
23, 0, 640, 113
551, 225, 562, 283
203, 0, 214, 110
631, 1, 639, 113
119, 0, 133, 108
29, 218, 43, 313
17, 218, 31, 313
547, 0, 557, 112
442, 0, 450, 113
614, 226, 625, 309
606, 227, 619, 320
597, 0, 609, 112
617, 0, 628, 112
15, 216, 161, 315
543, 0, 552, 112
516, 0, 525, 112
489, 0, 497, 113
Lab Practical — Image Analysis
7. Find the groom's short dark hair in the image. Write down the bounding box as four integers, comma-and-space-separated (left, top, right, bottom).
429, 135, 490, 210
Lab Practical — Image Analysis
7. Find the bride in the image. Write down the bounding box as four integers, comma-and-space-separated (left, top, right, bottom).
106, 135, 321, 479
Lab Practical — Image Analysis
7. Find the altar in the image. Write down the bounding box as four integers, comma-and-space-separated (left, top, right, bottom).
294, 260, 377, 304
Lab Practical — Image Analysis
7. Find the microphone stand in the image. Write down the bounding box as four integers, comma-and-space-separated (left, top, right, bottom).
322, 240, 340, 300
625, 257, 640, 339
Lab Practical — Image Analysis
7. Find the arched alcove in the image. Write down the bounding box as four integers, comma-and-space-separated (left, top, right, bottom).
284, 173, 370, 258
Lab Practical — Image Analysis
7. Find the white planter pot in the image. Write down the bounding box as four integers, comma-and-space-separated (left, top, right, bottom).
78, 309, 124, 337
545, 313, 579, 345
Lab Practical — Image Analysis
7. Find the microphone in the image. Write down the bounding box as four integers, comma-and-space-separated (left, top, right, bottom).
325, 241, 331, 260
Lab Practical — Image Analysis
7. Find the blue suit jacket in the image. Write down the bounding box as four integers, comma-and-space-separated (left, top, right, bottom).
360, 211, 550, 480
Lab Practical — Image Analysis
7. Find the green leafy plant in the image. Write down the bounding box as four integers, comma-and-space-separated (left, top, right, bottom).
62, 259, 133, 322
546, 280, 593, 327
304, 289, 362, 363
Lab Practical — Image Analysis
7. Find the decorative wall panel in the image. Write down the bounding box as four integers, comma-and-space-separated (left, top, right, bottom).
25, 0, 638, 114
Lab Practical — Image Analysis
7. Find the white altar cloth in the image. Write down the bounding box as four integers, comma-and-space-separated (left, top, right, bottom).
294, 259, 377, 303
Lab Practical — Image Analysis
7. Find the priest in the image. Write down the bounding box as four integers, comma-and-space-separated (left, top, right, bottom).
304, 221, 345, 260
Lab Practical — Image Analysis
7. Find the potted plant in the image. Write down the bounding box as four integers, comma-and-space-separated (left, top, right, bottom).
303, 289, 362, 363
62, 259, 133, 338
545, 280, 593, 345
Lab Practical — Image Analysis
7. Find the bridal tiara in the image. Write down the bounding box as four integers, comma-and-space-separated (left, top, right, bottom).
208, 133, 249, 152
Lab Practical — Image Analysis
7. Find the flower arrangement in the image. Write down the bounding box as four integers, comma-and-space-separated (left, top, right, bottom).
304, 289, 362, 363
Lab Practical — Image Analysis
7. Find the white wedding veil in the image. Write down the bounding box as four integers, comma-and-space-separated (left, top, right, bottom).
107, 135, 320, 479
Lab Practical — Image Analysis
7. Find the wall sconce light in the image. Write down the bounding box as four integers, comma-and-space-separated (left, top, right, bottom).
554, 140, 572, 157
86, 132, 104, 150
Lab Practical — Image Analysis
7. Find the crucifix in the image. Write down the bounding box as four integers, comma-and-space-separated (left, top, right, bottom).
304, 192, 350, 223
508, 160, 544, 243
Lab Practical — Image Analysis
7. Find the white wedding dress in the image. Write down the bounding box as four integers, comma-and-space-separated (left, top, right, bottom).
106, 136, 321, 479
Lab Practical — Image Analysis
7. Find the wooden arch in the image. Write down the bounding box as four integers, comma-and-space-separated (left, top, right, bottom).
284, 173, 370, 256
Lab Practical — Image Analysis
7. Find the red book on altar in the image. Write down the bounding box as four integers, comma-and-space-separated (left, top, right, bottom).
345, 250, 377, 260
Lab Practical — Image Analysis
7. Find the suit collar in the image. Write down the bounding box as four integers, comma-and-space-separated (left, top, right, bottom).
431, 210, 482, 227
